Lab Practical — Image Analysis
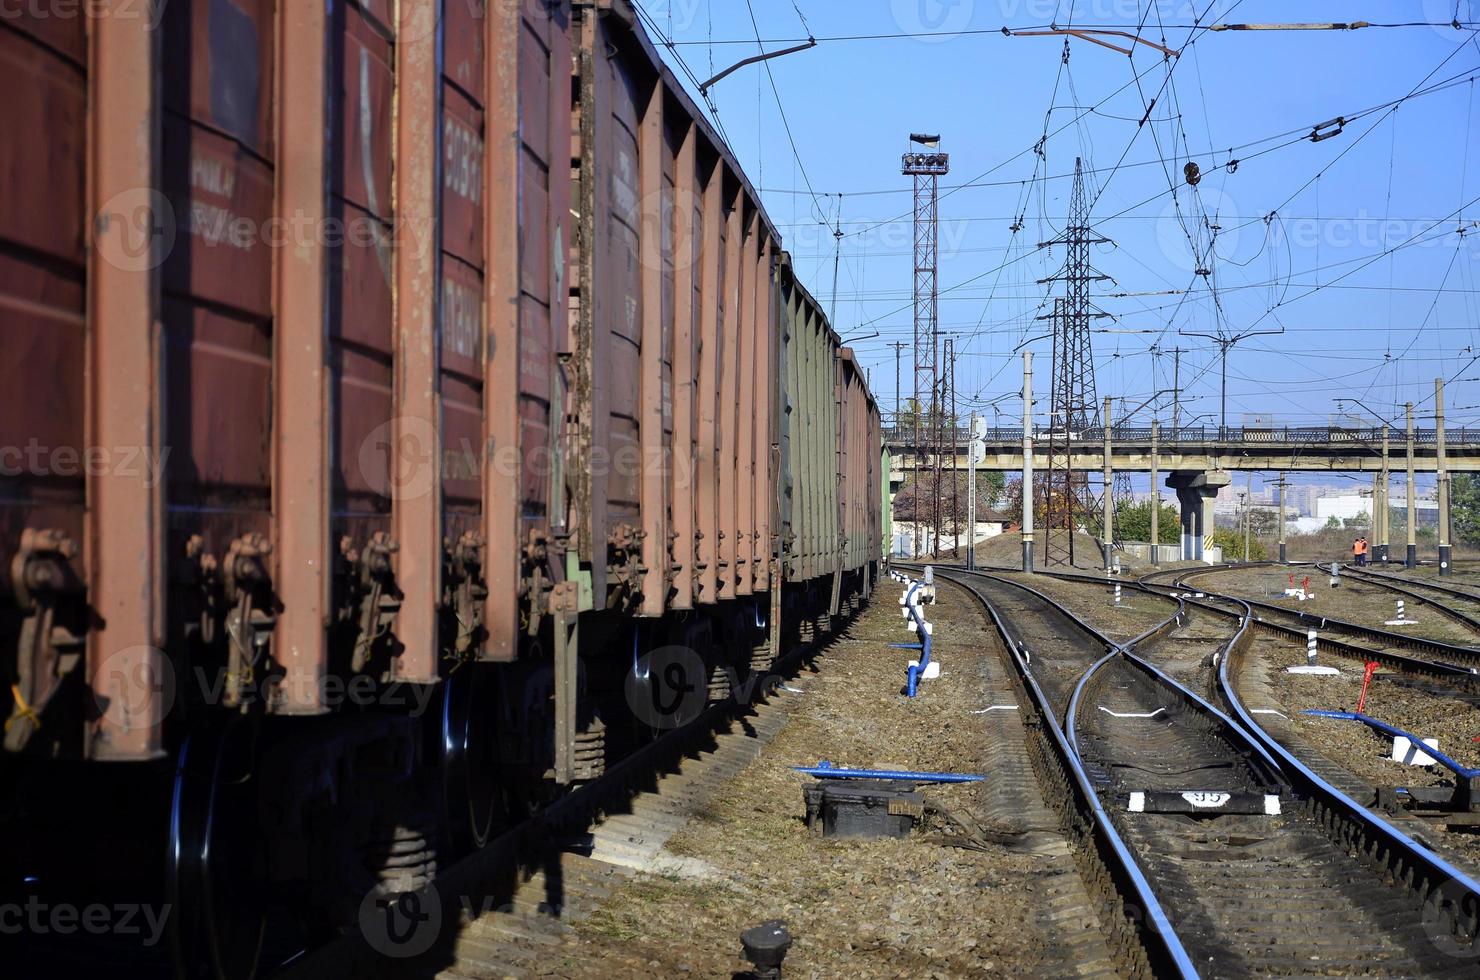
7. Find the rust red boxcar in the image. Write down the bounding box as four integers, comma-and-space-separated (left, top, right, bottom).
1, 1, 880, 971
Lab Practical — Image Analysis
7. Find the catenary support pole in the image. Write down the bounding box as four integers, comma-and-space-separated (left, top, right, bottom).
1103, 395, 1113, 571
1371, 470, 1382, 559
1378, 424, 1390, 562
1022, 351, 1034, 572
1243, 472, 1252, 562
967, 411, 977, 570
1437, 378, 1452, 576
1278, 473, 1287, 564
1150, 420, 1160, 566
1406, 402, 1417, 569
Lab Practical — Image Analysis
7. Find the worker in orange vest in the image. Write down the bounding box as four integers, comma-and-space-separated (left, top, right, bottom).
1355, 536, 1369, 566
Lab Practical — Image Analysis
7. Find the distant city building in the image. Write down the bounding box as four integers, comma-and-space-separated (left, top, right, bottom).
1289, 486, 1320, 517
1315, 494, 1371, 522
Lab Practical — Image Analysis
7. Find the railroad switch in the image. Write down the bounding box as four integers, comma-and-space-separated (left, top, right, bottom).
1379, 777, 1480, 825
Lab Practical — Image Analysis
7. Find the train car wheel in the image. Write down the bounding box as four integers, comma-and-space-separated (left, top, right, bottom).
441, 664, 501, 852
167, 718, 266, 980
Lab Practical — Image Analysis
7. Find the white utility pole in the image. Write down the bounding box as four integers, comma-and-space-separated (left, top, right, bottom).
1022, 351, 1035, 572
967, 412, 980, 570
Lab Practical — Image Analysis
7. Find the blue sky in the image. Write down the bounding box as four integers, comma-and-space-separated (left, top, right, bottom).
636, 0, 1480, 450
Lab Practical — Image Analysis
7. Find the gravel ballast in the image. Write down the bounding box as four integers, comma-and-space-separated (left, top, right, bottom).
552, 580, 1120, 978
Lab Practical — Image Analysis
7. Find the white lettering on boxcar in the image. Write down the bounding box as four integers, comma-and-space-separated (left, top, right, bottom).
185, 151, 252, 250
611, 147, 638, 225
443, 116, 483, 204
441, 275, 482, 360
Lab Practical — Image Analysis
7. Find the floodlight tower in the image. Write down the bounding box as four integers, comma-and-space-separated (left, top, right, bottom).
903, 134, 948, 555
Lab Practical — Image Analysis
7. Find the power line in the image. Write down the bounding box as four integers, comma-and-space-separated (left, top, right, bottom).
668, 20, 1480, 47
741, 0, 829, 225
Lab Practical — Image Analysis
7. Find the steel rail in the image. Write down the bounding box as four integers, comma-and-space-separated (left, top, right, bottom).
927, 566, 1199, 979
1341, 562, 1480, 627
1129, 565, 1480, 684
1211, 590, 1480, 959
974, 564, 1480, 964
959, 569, 1287, 776
1159, 562, 1480, 668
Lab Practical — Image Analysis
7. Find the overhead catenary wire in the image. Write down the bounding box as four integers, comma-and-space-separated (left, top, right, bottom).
669, 20, 1480, 47
639, 2, 1480, 429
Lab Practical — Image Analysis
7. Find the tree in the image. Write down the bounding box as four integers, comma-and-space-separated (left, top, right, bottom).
1247, 508, 1279, 537
1452, 474, 1480, 545
1211, 526, 1266, 561
1323, 515, 1341, 531
1114, 499, 1180, 544
894, 469, 1012, 529
979, 470, 1006, 509
895, 397, 923, 433
1342, 513, 1371, 530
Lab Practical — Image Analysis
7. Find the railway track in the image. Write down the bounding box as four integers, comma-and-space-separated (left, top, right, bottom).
1342, 563, 1480, 623
937, 565, 1480, 977
1138, 564, 1480, 689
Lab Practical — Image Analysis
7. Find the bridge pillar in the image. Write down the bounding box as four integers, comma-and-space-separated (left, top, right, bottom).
1166, 471, 1231, 562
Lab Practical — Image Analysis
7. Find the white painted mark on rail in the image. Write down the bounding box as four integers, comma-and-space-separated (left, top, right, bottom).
1098, 706, 1167, 719
1251, 708, 1289, 719
972, 705, 1019, 713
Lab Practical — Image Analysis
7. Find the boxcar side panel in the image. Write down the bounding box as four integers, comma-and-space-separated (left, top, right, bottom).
779, 268, 802, 581
0, 13, 93, 754
734, 212, 758, 597
668, 120, 699, 609
484, 1, 570, 659
437, 0, 489, 664
694, 154, 722, 606
636, 78, 669, 616
716, 189, 741, 601
752, 240, 775, 592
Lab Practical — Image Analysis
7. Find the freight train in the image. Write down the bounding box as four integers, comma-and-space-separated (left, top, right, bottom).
0, 1, 885, 976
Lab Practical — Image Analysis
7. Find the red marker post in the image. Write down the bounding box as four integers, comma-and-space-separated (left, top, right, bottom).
1356, 661, 1379, 713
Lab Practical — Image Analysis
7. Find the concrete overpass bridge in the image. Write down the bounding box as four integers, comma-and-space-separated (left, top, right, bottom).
885, 423, 1480, 475
884, 423, 1480, 562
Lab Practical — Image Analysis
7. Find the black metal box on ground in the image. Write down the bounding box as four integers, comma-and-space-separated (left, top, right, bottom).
803, 779, 924, 838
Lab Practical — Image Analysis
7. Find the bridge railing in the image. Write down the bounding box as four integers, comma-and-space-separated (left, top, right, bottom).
880, 424, 1480, 451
